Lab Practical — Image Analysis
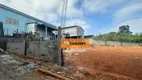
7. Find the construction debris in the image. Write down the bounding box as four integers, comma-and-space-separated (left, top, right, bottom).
0, 52, 43, 80
0, 49, 77, 80
0, 48, 6, 54
37, 67, 71, 80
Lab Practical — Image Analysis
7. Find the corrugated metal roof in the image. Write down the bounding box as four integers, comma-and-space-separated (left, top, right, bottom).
0, 3, 57, 29
62, 25, 84, 31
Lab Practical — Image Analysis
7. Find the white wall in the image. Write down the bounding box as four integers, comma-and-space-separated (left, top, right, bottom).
77, 27, 84, 38
62, 26, 84, 37
62, 27, 77, 36
89, 39, 140, 46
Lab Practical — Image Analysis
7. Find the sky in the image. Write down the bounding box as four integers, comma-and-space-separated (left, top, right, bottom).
0, 0, 142, 35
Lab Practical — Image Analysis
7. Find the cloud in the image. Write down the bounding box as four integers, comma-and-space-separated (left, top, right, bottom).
67, 0, 83, 18
57, 0, 84, 19
4, 0, 142, 35
44, 13, 58, 23
0, 0, 61, 22
66, 19, 90, 30
116, 18, 142, 33
0, 0, 90, 30
110, 1, 142, 33
81, 0, 125, 13
114, 3, 142, 22
101, 18, 142, 34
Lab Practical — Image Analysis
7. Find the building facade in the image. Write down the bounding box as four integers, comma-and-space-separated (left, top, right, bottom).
0, 4, 56, 39
62, 25, 84, 38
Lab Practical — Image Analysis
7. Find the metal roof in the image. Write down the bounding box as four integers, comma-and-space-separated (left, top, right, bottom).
62, 25, 84, 31
0, 3, 56, 29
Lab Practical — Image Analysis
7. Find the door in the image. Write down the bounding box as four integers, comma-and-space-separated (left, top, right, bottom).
0, 22, 4, 37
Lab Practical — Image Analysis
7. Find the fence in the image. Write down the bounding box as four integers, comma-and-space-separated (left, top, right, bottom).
6, 40, 59, 63
0, 38, 29, 50
90, 39, 141, 46
27, 40, 58, 63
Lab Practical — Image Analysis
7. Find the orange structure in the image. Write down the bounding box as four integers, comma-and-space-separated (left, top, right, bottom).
61, 38, 91, 48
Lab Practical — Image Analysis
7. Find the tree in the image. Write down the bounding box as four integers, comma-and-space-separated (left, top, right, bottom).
92, 25, 142, 43
118, 25, 132, 35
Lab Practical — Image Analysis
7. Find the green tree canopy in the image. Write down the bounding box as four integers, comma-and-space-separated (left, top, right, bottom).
92, 25, 142, 43
118, 25, 132, 35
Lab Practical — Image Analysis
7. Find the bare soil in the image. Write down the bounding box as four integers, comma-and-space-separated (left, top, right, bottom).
65, 46, 142, 80
1, 46, 142, 80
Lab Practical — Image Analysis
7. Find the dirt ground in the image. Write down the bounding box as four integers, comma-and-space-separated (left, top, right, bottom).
1, 46, 142, 80
65, 46, 142, 80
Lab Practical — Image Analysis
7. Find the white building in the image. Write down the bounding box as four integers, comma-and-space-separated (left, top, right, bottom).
61, 25, 84, 38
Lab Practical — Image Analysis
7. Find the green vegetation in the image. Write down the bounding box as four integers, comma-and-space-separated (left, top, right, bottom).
92, 25, 142, 43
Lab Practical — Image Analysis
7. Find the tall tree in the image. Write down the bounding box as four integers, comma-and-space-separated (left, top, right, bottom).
118, 25, 132, 35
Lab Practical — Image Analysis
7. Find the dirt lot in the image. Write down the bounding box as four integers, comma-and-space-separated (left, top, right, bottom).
1, 46, 142, 80
65, 46, 142, 80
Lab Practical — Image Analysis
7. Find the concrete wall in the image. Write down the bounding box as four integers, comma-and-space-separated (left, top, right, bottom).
90, 39, 106, 46
6, 40, 59, 63
27, 40, 58, 63
7, 41, 25, 55
90, 39, 140, 46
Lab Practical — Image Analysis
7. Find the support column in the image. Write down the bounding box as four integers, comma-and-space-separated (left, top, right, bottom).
45, 27, 48, 38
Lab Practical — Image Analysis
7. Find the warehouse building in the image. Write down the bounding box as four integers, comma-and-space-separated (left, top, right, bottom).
0, 4, 56, 39
61, 25, 84, 38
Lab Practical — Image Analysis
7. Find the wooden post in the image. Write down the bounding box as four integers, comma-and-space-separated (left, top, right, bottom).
37, 67, 71, 80
58, 26, 62, 66
121, 41, 122, 46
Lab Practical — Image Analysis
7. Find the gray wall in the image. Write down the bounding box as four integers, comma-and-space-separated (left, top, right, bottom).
6, 40, 59, 63
7, 41, 25, 55
27, 40, 58, 63
90, 39, 140, 46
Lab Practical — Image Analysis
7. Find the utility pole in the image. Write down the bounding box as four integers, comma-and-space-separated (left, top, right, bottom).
57, 0, 68, 66
61, 0, 68, 38
58, 26, 62, 66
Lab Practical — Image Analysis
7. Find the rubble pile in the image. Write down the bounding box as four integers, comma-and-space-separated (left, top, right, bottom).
0, 51, 42, 80
0, 48, 84, 80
